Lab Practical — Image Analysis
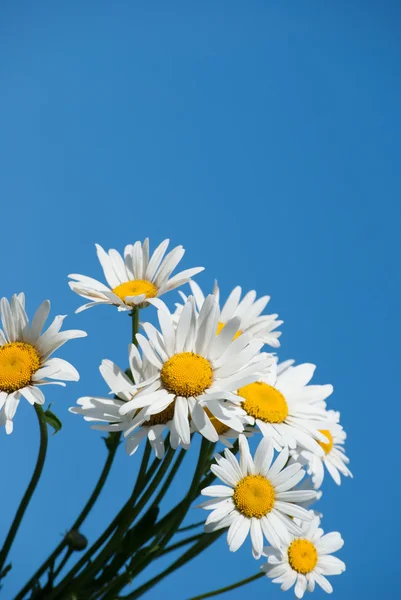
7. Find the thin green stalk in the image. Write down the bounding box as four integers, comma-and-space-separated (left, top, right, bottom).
158, 533, 203, 557
14, 431, 121, 600
188, 572, 264, 599
52, 548, 72, 580
130, 308, 139, 347
0, 405, 48, 577
143, 453, 162, 485
74, 433, 122, 530
177, 521, 204, 533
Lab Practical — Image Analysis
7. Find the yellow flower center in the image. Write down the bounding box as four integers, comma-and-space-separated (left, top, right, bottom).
318, 429, 334, 454
288, 539, 318, 574
216, 321, 241, 341
233, 475, 275, 518
160, 352, 213, 398
238, 382, 289, 424
0, 342, 41, 393
146, 402, 176, 426
204, 407, 230, 435
112, 280, 158, 305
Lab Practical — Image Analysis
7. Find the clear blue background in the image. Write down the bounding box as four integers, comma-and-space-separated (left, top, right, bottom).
0, 1, 400, 598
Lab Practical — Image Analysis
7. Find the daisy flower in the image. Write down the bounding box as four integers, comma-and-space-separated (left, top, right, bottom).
0, 294, 86, 434
236, 360, 332, 455
176, 280, 282, 348
200, 435, 317, 559
68, 238, 204, 313
262, 514, 345, 598
118, 296, 269, 447
292, 417, 352, 489
70, 344, 186, 458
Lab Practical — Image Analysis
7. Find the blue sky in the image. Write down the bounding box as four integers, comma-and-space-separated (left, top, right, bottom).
0, 1, 400, 598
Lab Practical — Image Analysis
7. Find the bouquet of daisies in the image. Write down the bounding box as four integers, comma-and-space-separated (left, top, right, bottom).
0, 238, 351, 600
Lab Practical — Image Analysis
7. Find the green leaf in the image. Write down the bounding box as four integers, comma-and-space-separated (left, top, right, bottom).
43, 405, 62, 435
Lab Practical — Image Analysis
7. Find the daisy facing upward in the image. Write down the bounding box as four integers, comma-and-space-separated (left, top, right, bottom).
68, 238, 204, 313
176, 280, 283, 348
118, 295, 270, 447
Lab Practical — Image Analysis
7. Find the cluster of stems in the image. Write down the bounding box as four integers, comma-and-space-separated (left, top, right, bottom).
0, 308, 255, 600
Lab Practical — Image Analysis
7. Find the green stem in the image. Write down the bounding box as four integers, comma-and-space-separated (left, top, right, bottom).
74, 433, 122, 530
177, 521, 204, 533
0, 405, 48, 578
188, 572, 264, 599
14, 431, 121, 600
143, 453, 162, 486
130, 308, 140, 347
158, 533, 203, 557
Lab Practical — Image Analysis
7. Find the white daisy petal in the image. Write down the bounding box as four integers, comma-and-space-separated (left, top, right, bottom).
210, 464, 238, 488
250, 519, 264, 558
99, 360, 134, 399
253, 436, 274, 476
318, 555, 346, 575
0, 298, 16, 342
173, 396, 190, 446
145, 239, 170, 281
201, 485, 233, 498
20, 386, 45, 406
190, 402, 219, 442
108, 248, 129, 283
294, 574, 307, 599
161, 267, 205, 293
154, 246, 185, 286
220, 286, 242, 323
316, 532, 344, 555
95, 244, 121, 288
313, 571, 333, 594
227, 514, 250, 552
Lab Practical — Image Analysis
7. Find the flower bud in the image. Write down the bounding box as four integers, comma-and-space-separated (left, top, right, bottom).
66, 529, 88, 551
